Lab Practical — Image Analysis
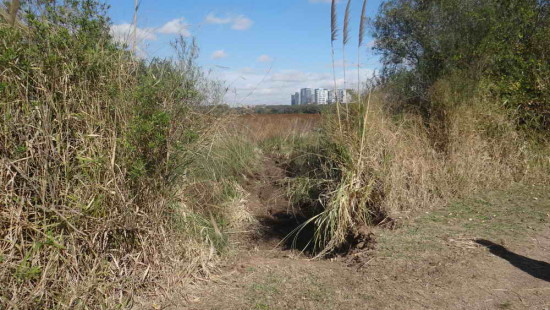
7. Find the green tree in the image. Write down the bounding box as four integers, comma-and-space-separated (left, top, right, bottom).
374, 0, 550, 130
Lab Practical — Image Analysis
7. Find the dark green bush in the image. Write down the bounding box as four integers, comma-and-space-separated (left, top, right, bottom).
374, 0, 550, 132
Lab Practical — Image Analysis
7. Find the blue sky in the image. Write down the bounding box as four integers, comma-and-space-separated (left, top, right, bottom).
106, 0, 384, 105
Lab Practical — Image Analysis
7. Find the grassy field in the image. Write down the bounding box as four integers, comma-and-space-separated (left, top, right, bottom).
235, 114, 321, 142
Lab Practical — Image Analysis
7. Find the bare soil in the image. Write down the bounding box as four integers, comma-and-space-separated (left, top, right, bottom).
155, 157, 550, 310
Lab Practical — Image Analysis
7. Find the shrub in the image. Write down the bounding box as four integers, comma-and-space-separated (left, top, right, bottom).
288, 88, 549, 256
374, 0, 550, 132
0, 1, 228, 308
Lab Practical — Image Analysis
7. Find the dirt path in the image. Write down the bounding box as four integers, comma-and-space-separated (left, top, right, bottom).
168, 159, 550, 309
240, 157, 309, 253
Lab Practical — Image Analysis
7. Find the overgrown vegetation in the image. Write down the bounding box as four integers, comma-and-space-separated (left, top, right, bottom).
282, 0, 550, 256
1, 0, 549, 307
374, 0, 550, 132
0, 1, 256, 308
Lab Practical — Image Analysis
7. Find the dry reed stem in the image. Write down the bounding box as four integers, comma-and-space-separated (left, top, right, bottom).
357, 0, 368, 103
331, 0, 343, 135
8, 0, 19, 26
343, 0, 352, 122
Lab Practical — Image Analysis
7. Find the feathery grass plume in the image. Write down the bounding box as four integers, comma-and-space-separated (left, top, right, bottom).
357, 0, 368, 103
343, 0, 352, 46
342, 0, 352, 122
331, 0, 343, 133
331, 0, 338, 43
358, 0, 367, 47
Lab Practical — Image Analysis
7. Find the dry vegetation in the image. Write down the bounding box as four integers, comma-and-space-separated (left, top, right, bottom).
1, 0, 549, 308
277, 82, 550, 257
0, 2, 249, 308
276, 0, 550, 256
297, 90, 550, 254
235, 114, 320, 142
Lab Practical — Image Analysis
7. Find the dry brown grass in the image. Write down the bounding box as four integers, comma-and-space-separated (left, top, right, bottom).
292, 90, 550, 255
235, 114, 321, 142
0, 6, 227, 308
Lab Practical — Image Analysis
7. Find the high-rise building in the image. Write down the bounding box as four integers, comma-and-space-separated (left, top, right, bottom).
314, 88, 328, 105
291, 93, 300, 105
293, 88, 349, 105
340, 89, 351, 103
337, 89, 345, 103
300, 88, 313, 105
327, 89, 349, 104
328, 90, 335, 104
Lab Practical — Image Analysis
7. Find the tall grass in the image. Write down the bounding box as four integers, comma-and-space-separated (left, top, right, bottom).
287, 2, 550, 255
342, 0, 352, 121
357, 0, 368, 103
0, 2, 241, 308
331, 0, 343, 134
289, 87, 549, 256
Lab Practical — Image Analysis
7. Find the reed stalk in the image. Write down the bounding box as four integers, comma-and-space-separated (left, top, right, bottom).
358, 91, 371, 165
343, 0, 352, 122
358, 0, 368, 105
331, 0, 343, 134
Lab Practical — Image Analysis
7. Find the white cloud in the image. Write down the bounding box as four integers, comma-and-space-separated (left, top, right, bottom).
157, 18, 191, 37
205, 13, 253, 31
211, 50, 228, 59
231, 15, 253, 30
213, 67, 375, 106
205, 13, 232, 24
257, 55, 273, 63
110, 23, 156, 43
111, 18, 192, 45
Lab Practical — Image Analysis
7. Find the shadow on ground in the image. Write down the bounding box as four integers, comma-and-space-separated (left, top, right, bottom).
256, 211, 316, 254
475, 239, 550, 282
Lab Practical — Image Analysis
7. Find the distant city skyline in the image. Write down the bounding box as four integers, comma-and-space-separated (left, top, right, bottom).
105, 0, 381, 106
291, 88, 350, 105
